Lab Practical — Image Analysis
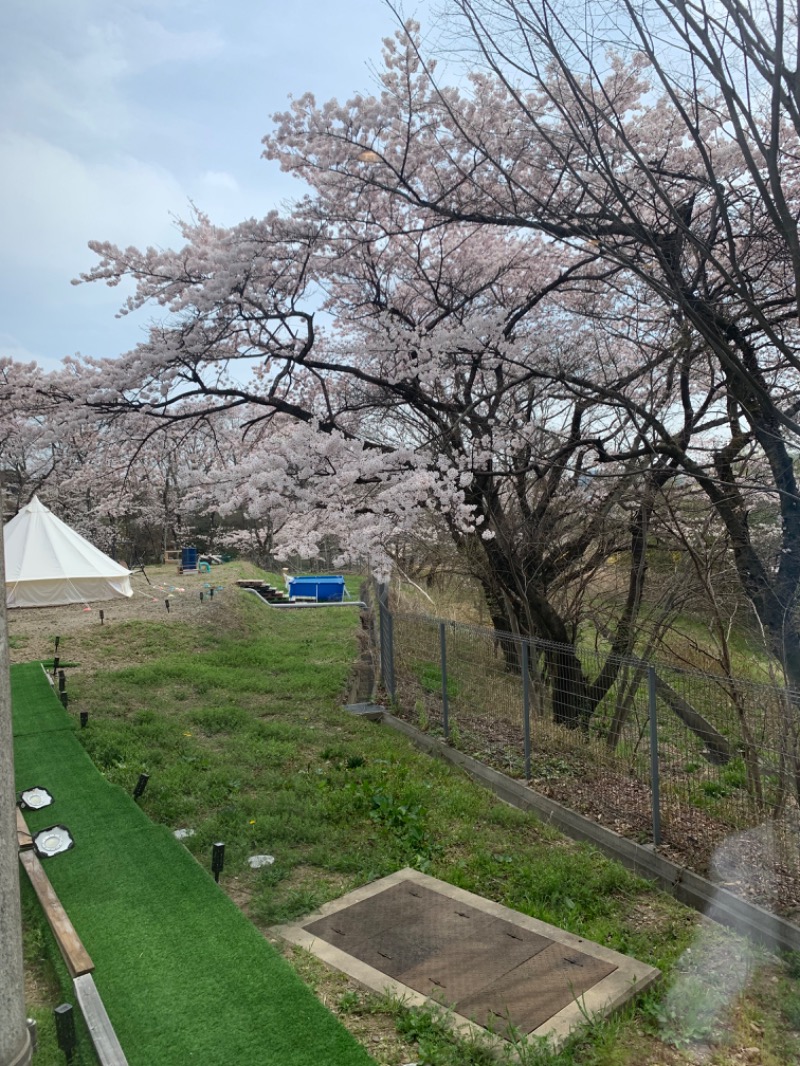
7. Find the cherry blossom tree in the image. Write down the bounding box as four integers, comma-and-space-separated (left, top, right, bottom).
61, 183, 669, 726
263, 5, 800, 693
1, 364, 219, 563
37, 0, 800, 730
0, 360, 61, 513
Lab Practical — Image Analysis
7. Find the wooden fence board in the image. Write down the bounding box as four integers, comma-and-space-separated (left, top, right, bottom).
16, 807, 33, 850
73, 974, 129, 1066
18, 842, 94, 978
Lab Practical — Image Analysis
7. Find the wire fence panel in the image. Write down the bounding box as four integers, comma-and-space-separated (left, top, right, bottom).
380, 602, 800, 891
389, 612, 660, 843
440, 622, 519, 773
392, 611, 442, 726
520, 637, 658, 845
650, 663, 800, 876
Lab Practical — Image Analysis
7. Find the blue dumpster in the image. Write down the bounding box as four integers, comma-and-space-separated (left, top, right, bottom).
181, 547, 198, 571
287, 575, 345, 602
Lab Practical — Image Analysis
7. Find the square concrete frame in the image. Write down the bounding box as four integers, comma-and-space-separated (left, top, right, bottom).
274, 867, 660, 1053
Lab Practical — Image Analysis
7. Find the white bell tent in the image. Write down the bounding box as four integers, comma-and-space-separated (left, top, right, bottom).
3, 496, 133, 608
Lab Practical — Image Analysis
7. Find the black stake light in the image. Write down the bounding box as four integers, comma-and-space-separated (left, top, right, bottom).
52, 655, 60, 677
133, 773, 150, 800
210, 587, 214, 600
211, 842, 225, 883
60, 691, 68, 709
99, 609, 105, 625
54, 1004, 76, 1062
165, 598, 170, 613
80, 711, 89, 729
200, 591, 204, 603
58, 670, 66, 693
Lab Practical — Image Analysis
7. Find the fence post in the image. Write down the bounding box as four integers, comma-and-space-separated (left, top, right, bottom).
439, 621, 450, 741
379, 600, 395, 702
385, 610, 395, 701
522, 640, 531, 779
376, 580, 388, 613
378, 599, 385, 679
647, 665, 662, 846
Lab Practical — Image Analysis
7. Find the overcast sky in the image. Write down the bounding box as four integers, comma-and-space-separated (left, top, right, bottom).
0, 1, 436, 371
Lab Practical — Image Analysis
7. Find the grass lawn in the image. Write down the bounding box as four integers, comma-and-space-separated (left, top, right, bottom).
12, 662, 376, 1066
16, 564, 800, 1065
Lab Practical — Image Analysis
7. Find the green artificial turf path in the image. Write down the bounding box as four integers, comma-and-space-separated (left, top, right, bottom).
12, 662, 376, 1066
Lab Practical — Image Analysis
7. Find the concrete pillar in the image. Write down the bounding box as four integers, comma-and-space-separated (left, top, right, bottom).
0, 491, 32, 1066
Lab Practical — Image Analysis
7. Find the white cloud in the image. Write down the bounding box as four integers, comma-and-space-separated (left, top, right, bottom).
0, 132, 185, 276
0, 334, 43, 366
115, 16, 223, 67
0, 0, 435, 365
0, 132, 190, 365
199, 170, 240, 194
1, 3, 225, 164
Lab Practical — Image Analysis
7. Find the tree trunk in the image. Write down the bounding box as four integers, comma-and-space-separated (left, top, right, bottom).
654, 675, 732, 765
547, 644, 591, 729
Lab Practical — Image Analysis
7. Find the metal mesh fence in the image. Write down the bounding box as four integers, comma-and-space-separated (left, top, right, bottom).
382, 606, 800, 883
651, 662, 800, 875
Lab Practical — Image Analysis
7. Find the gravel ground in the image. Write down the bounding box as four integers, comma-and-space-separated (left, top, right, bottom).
7, 563, 233, 667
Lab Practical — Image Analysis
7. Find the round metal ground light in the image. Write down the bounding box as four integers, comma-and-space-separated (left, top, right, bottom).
18, 787, 54, 811
32, 825, 74, 858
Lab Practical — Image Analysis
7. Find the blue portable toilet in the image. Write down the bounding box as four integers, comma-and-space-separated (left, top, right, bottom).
287, 575, 345, 602
181, 547, 199, 572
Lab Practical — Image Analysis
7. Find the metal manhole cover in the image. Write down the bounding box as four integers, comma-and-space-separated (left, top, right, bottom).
277, 868, 660, 1048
